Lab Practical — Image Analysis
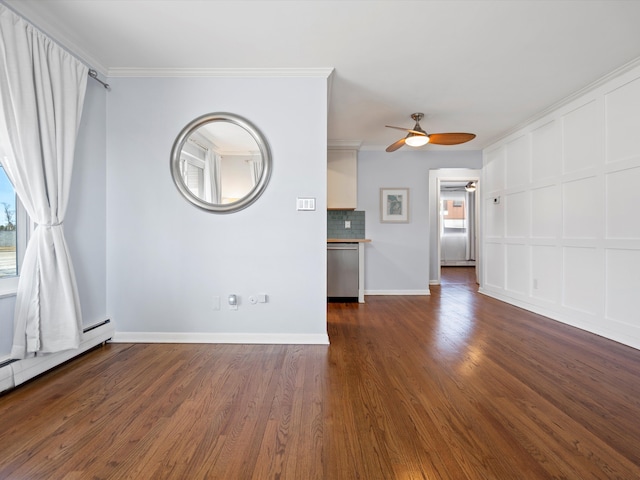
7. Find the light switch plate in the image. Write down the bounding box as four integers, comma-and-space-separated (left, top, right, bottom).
296, 197, 316, 211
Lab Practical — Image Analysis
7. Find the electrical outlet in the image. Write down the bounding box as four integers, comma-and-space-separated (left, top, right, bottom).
228, 294, 238, 310
345, 220, 351, 229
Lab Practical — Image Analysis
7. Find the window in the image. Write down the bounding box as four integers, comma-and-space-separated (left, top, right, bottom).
0, 165, 28, 289
441, 198, 467, 233
0, 165, 17, 278
182, 155, 206, 198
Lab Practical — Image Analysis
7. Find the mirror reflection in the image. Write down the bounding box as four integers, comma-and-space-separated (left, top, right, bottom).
180, 122, 262, 204
171, 113, 272, 213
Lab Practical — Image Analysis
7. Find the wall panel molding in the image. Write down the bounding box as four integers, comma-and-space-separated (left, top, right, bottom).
482, 61, 640, 350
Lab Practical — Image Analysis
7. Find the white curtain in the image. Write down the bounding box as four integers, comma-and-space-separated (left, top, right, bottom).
0, 5, 88, 358
249, 155, 262, 187
465, 190, 476, 261
204, 149, 221, 204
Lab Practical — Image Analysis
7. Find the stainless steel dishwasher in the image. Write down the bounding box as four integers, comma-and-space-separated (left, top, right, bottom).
327, 243, 359, 300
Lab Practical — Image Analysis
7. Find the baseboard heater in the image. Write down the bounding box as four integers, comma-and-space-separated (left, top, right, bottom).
0, 319, 114, 394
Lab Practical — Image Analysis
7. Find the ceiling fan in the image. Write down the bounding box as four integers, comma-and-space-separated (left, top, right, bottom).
385, 113, 476, 152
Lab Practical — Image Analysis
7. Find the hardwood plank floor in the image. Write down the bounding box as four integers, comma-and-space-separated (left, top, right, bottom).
1, 267, 640, 479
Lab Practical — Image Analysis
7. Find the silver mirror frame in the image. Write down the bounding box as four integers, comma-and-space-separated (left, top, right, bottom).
170, 112, 272, 213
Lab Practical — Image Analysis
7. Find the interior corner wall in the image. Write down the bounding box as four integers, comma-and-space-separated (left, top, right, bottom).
357, 149, 482, 295
105, 76, 328, 342
481, 62, 640, 350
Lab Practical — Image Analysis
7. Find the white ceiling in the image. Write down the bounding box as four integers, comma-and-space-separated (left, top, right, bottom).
6, 0, 640, 151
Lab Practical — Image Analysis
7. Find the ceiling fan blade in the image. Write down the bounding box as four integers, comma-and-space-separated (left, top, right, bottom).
385, 125, 426, 136
385, 125, 409, 131
385, 137, 406, 152
428, 133, 476, 145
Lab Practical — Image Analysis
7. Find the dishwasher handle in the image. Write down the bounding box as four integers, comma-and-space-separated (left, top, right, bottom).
327, 243, 358, 250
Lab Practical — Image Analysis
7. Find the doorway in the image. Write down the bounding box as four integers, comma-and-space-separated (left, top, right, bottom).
439, 181, 476, 267
428, 168, 481, 286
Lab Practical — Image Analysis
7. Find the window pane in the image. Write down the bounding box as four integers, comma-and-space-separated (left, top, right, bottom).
185, 161, 205, 197
442, 198, 467, 232
0, 166, 17, 278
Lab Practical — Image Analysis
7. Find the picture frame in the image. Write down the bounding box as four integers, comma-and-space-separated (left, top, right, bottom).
380, 188, 409, 223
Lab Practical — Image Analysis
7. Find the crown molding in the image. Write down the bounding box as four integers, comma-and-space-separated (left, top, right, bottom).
483, 54, 640, 149
108, 67, 334, 78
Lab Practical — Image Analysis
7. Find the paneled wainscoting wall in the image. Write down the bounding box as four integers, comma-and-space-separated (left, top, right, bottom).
482, 60, 640, 350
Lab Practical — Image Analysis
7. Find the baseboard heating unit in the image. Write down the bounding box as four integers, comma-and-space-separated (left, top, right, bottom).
0, 319, 114, 394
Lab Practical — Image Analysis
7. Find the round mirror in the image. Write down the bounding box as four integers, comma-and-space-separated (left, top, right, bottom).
170, 112, 272, 213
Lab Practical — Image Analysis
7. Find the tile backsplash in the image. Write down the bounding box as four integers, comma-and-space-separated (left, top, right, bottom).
327, 210, 365, 239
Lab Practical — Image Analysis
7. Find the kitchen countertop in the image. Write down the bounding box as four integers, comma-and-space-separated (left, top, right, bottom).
327, 238, 371, 243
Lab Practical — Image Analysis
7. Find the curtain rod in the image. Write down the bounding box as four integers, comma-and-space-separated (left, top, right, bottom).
88, 69, 110, 90
188, 137, 209, 151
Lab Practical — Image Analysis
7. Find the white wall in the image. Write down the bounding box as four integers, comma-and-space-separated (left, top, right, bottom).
106, 75, 329, 343
220, 155, 255, 203
66, 79, 108, 328
0, 79, 109, 358
357, 150, 482, 295
482, 61, 640, 350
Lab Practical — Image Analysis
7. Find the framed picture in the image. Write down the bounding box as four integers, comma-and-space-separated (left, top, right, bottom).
380, 188, 409, 223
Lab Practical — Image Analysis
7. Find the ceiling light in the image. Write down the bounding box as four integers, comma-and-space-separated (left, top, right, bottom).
465, 181, 477, 192
405, 133, 429, 147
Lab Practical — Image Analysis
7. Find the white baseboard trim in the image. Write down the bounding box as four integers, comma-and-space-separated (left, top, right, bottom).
111, 331, 330, 345
0, 364, 14, 393
365, 289, 430, 296
4, 319, 114, 391
478, 288, 640, 351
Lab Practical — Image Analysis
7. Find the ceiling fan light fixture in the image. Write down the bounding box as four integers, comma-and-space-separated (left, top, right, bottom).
405, 133, 429, 147
385, 113, 475, 152
465, 181, 477, 192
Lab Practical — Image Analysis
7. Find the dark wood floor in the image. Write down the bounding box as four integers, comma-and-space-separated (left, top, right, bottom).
1, 267, 640, 479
